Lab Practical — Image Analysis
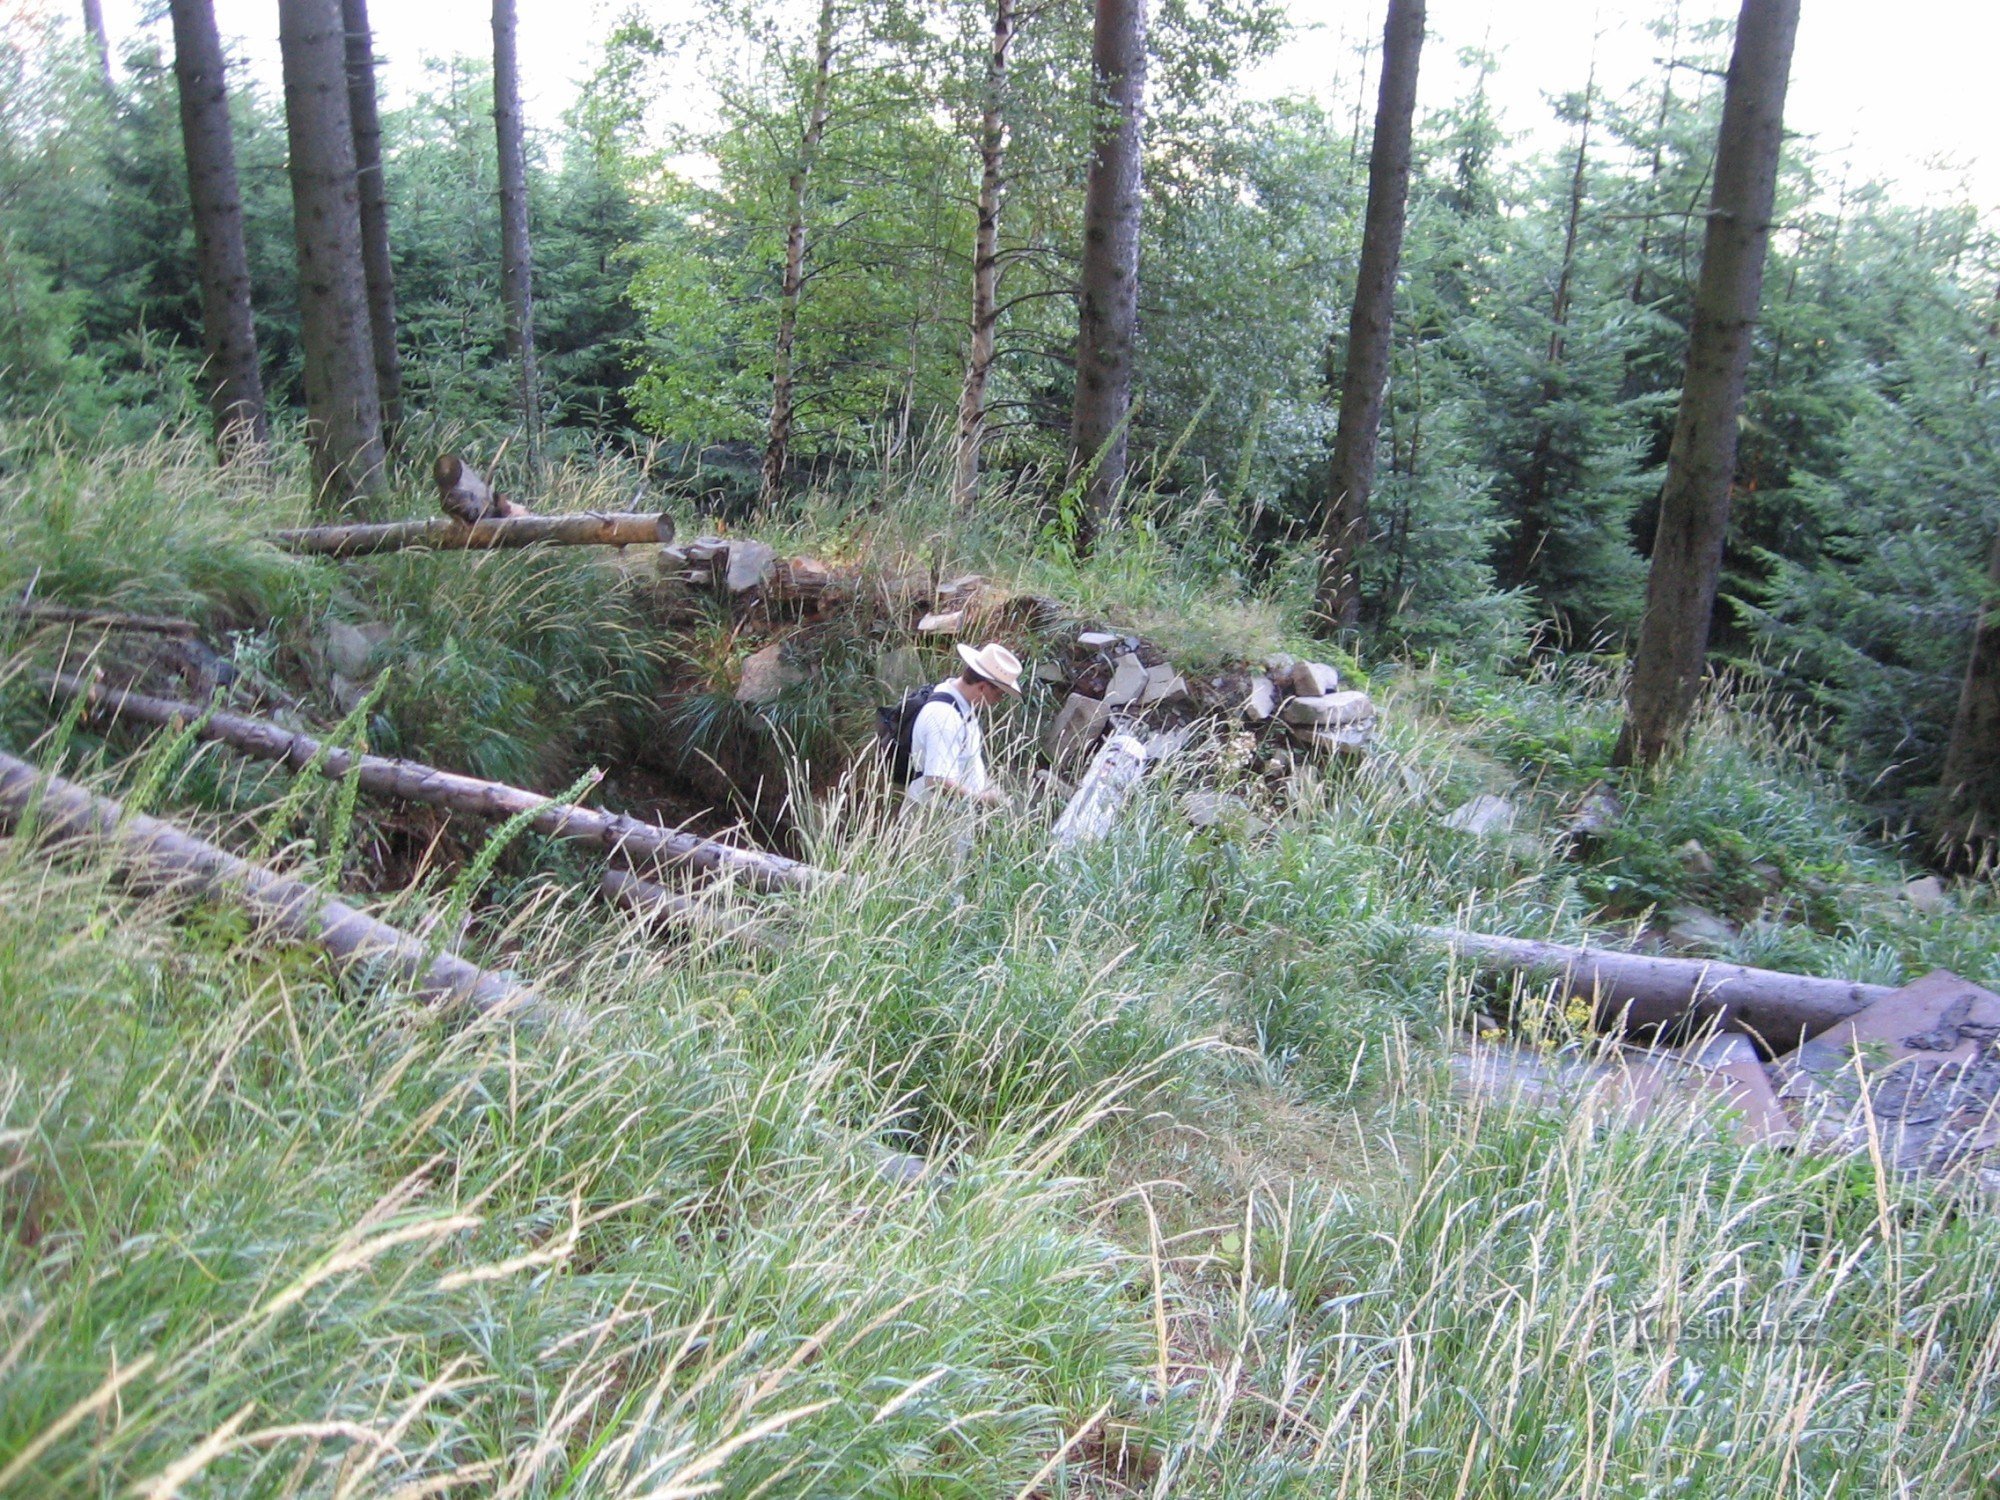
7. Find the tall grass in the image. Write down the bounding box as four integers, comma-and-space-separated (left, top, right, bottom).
4, 427, 1999, 1495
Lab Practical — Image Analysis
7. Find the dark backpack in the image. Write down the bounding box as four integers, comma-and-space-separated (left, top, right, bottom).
875, 688, 967, 787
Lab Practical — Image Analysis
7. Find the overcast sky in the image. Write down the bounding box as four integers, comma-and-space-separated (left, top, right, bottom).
76, 0, 2000, 211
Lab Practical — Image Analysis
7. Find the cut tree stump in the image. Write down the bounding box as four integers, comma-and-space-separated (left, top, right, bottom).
49, 674, 823, 893
1419, 925, 1894, 1051
0, 749, 537, 1017
274, 511, 675, 557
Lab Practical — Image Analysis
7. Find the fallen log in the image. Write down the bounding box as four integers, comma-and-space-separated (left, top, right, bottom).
0, 749, 536, 1017
49, 674, 821, 893
599, 868, 788, 954
6, 602, 202, 637
273, 511, 675, 558
1418, 925, 1896, 1051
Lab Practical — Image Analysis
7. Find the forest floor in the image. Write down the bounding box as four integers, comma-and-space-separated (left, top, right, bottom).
3, 431, 1999, 1496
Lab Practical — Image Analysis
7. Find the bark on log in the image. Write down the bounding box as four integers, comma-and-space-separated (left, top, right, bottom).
51, 675, 820, 893
273, 511, 675, 557
1418, 925, 1893, 1052
0, 749, 535, 1017
599, 868, 787, 954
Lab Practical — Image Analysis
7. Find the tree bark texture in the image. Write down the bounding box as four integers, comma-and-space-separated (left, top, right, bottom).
341, 0, 403, 439
1418, 926, 1891, 1054
279, 0, 386, 505
953, 0, 1017, 507
1935, 524, 2000, 865
1067, 0, 1148, 549
1313, 0, 1424, 630
273, 510, 674, 556
1613, 0, 1799, 768
52, 675, 823, 893
762, 0, 838, 507
81, 0, 114, 91
169, 0, 270, 458
0, 749, 537, 1017
491, 0, 540, 472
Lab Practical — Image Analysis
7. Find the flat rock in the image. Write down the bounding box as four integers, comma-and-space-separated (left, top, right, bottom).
1077, 630, 1120, 649
916, 609, 964, 634
1902, 876, 1947, 913
1566, 783, 1622, 838
938, 573, 985, 603
1279, 690, 1375, 728
736, 642, 803, 704
1034, 659, 1068, 684
1678, 1034, 1796, 1147
1102, 652, 1149, 707
1777, 971, 2000, 1172
1045, 692, 1110, 766
1140, 665, 1188, 705
1441, 793, 1516, 837
1676, 839, 1717, 878
1663, 905, 1736, 948
1242, 677, 1277, 722
725, 539, 777, 592
324, 620, 390, 678
1290, 723, 1371, 757
1286, 659, 1341, 698
1784, 970, 2000, 1082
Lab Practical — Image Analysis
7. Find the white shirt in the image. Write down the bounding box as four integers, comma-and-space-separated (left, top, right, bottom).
906, 681, 987, 805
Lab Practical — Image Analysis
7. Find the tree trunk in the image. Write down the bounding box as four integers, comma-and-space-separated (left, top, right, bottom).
273, 510, 675, 557
80, 0, 114, 92
492, 0, 540, 473
342, 0, 403, 440
279, 0, 386, 505
1613, 0, 1799, 768
952, 0, 1017, 508
1935, 524, 2000, 866
1313, 0, 1424, 630
51, 675, 824, 893
168, 0, 269, 459
762, 0, 837, 507
0, 750, 538, 1018
1067, 0, 1148, 550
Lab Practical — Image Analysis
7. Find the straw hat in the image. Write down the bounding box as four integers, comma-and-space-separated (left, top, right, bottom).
956, 641, 1023, 695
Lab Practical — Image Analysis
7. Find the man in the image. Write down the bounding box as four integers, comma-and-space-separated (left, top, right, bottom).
906, 642, 1022, 808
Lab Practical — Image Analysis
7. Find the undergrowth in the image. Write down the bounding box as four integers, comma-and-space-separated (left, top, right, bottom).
2, 426, 1998, 1494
